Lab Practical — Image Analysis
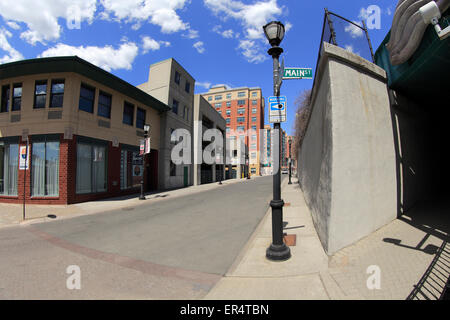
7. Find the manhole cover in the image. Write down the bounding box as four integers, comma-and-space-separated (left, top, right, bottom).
283, 234, 296, 246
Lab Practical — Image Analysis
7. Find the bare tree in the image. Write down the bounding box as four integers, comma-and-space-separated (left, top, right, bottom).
293, 89, 312, 158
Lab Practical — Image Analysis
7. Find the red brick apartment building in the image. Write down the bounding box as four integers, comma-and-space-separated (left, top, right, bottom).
0, 56, 169, 204
201, 86, 265, 176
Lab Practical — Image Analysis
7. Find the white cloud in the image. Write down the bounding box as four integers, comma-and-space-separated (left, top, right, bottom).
221, 29, 234, 38
344, 44, 360, 56
196, 81, 212, 90
141, 36, 170, 53
213, 25, 237, 39
39, 42, 139, 72
0, 0, 97, 45
184, 29, 199, 39
204, 0, 283, 63
205, 0, 282, 39
345, 21, 364, 38
0, 28, 24, 64
101, 0, 189, 33
237, 39, 267, 64
6, 21, 21, 30
193, 41, 205, 54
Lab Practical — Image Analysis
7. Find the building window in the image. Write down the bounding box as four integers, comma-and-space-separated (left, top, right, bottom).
31, 138, 59, 197
34, 80, 47, 109
226, 101, 231, 107
185, 81, 190, 93
183, 106, 189, 121
238, 92, 246, 97
252, 134, 257, 140
226, 93, 231, 99
226, 118, 230, 124
123, 102, 134, 126
0, 141, 18, 196
208, 96, 212, 101
252, 92, 257, 97
226, 110, 231, 116
237, 99, 246, 105
174, 71, 181, 85
252, 99, 257, 105
251, 152, 257, 158
237, 117, 245, 122
251, 143, 257, 149
215, 95, 222, 101
252, 117, 257, 122
238, 108, 245, 115
136, 107, 146, 129
98, 91, 111, 119
252, 108, 257, 114
79, 84, 95, 113
120, 149, 141, 190
170, 161, 176, 176
251, 168, 256, 174
12, 84, 22, 111
172, 99, 179, 114
215, 103, 222, 108
237, 126, 245, 132
252, 125, 257, 130
76, 141, 107, 194
226, 128, 230, 133
1, 85, 10, 113
50, 80, 64, 108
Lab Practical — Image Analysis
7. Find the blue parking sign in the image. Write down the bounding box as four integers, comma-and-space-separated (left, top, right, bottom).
268, 96, 287, 123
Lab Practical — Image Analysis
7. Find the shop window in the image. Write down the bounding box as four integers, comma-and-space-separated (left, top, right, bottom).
0, 141, 18, 196
120, 149, 141, 190
76, 141, 107, 194
31, 139, 59, 196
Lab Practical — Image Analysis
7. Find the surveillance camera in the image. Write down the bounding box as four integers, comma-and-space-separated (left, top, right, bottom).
419, 1, 441, 25
419, 1, 450, 40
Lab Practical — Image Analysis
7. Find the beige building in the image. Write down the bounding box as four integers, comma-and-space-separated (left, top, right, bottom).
0, 56, 169, 204
193, 94, 227, 185
138, 58, 195, 190
201, 85, 265, 177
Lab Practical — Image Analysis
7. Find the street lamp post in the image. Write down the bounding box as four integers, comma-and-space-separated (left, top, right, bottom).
139, 124, 150, 200
263, 21, 291, 261
288, 138, 292, 185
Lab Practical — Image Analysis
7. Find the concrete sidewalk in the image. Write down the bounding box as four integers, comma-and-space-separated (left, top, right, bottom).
205, 177, 450, 300
0, 177, 256, 229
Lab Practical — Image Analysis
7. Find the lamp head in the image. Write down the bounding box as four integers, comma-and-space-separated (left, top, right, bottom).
144, 124, 150, 134
263, 21, 285, 47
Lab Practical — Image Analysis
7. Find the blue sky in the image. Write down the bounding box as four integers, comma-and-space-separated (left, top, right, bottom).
0, 0, 396, 135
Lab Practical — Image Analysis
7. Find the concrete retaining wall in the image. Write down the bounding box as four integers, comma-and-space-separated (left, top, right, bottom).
298, 43, 397, 255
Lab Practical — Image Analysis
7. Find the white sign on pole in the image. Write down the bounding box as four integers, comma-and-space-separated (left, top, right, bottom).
145, 138, 151, 154
268, 96, 287, 123
19, 146, 29, 170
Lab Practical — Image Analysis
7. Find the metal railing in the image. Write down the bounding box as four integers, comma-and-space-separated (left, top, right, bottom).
313, 8, 375, 90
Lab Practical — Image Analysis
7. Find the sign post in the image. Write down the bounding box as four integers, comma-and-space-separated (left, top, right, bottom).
282, 67, 313, 80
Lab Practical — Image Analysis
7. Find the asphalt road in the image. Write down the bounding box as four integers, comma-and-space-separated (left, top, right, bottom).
0, 176, 280, 299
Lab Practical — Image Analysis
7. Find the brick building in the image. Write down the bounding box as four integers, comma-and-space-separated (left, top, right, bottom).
201, 85, 264, 176
0, 56, 169, 204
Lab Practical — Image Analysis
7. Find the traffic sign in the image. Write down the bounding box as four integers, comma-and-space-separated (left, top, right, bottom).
283, 67, 313, 80
268, 96, 287, 123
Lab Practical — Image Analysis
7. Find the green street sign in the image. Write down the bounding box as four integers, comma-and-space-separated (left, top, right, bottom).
283, 68, 313, 80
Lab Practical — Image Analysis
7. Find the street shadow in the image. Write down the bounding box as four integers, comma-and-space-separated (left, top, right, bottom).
406, 241, 450, 300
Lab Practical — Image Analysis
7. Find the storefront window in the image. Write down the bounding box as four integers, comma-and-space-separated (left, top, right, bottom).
120, 149, 142, 190
0, 142, 19, 196
31, 140, 59, 196
76, 141, 107, 194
